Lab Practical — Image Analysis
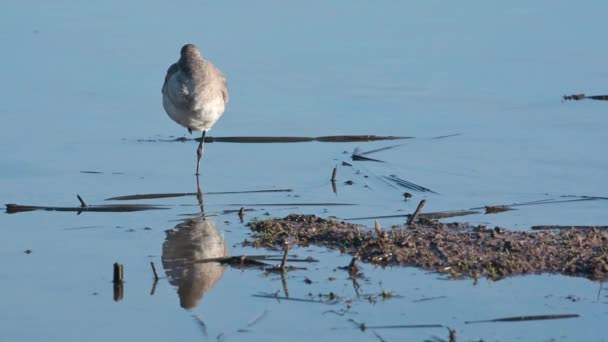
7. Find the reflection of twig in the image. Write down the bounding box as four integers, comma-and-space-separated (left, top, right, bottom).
252, 293, 337, 304
149, 279, 158, 296
281, 272, 289, 298
412, 295, 446, 303
246, 309, 268, 328
191, 314, 208, 336
339, 318, 443, 331
385, 175, 437, 194
373, 331, 386, 342
323, 308, 350, 316
341, 257, 361, 297
358, 144, 404, 156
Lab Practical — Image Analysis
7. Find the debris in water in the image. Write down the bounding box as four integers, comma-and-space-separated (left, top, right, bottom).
106, 188, 293, 201
5, 203, 167, 214
465, 313, 579, 324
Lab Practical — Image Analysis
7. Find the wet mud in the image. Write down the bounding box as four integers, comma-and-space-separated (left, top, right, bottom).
248, 214, 608, 281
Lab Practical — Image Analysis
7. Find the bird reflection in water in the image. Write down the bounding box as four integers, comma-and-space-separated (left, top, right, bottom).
162, 217, 228, 309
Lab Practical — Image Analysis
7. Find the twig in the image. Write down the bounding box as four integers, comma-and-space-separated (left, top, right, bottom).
150, 261, 159, 281
331, 166, 337, 182
407, 199, 426, 226
448, 327, 456, 342
77, 194, 87, 207
279, 243, 290, 270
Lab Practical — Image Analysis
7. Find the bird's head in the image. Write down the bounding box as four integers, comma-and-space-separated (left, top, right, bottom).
180, 44, 202, 59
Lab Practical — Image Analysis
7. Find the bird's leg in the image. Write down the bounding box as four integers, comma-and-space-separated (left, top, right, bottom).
196, 174, 204, 214
195, 130, 206, 176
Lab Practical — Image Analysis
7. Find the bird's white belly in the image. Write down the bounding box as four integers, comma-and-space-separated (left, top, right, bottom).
163, 94, 225, 131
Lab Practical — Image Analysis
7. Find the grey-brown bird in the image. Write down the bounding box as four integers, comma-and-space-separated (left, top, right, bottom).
162, 44, 229, 175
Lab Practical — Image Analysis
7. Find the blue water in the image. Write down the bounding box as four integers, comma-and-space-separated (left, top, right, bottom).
1, 1, 607, 341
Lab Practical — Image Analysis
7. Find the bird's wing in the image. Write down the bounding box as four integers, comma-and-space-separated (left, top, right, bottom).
162, 63, 179, 93
221, 80, 229, 105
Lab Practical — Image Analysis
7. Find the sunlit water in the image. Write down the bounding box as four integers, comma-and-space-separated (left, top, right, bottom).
1, 1, 607, 341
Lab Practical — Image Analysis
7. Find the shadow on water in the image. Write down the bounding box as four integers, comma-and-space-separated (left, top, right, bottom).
162, 217, 228, 310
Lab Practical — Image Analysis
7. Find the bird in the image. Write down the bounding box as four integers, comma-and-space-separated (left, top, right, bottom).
162, 44, 229, 175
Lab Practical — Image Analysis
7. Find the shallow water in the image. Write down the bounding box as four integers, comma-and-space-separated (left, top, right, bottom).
1, 1, 608, 341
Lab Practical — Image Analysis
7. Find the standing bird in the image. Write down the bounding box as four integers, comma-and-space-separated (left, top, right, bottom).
162, 44, 229, 175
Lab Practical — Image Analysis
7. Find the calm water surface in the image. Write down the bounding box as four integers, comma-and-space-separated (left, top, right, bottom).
1, 1, 607, 341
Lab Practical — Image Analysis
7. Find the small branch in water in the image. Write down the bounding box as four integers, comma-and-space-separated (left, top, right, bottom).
336, 319, 443, 331
193, 254, 317, 269
225, 202, 356, 207
238, 207, 245, 223
407, 199, 426, 226
484, 205, 513, 214
374, 220, 382, 237
5, 203, 167, 214
330, 166, 338, 194
448, 327, 456, 342
105, 188, 293, 201
563, 93, 608, 101
76, 194, 87, 208
563, 93, 586, 101
465, 314, 579, 324
113, 262, 124, 302
113, 263, 124, 284
252, 293, 334, 304
150, 261, 159, 281
280, 242, 290, 270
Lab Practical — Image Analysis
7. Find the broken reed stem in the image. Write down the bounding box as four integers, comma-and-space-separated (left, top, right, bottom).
374, 220, 382, 237
77, 194, 87, 208
407, 199, 426, 226
280, 243, 291, 270
448, 327, 456, 342
113, 262, 124, 284
150, 261, 159, 281
331, 166, 337, 182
